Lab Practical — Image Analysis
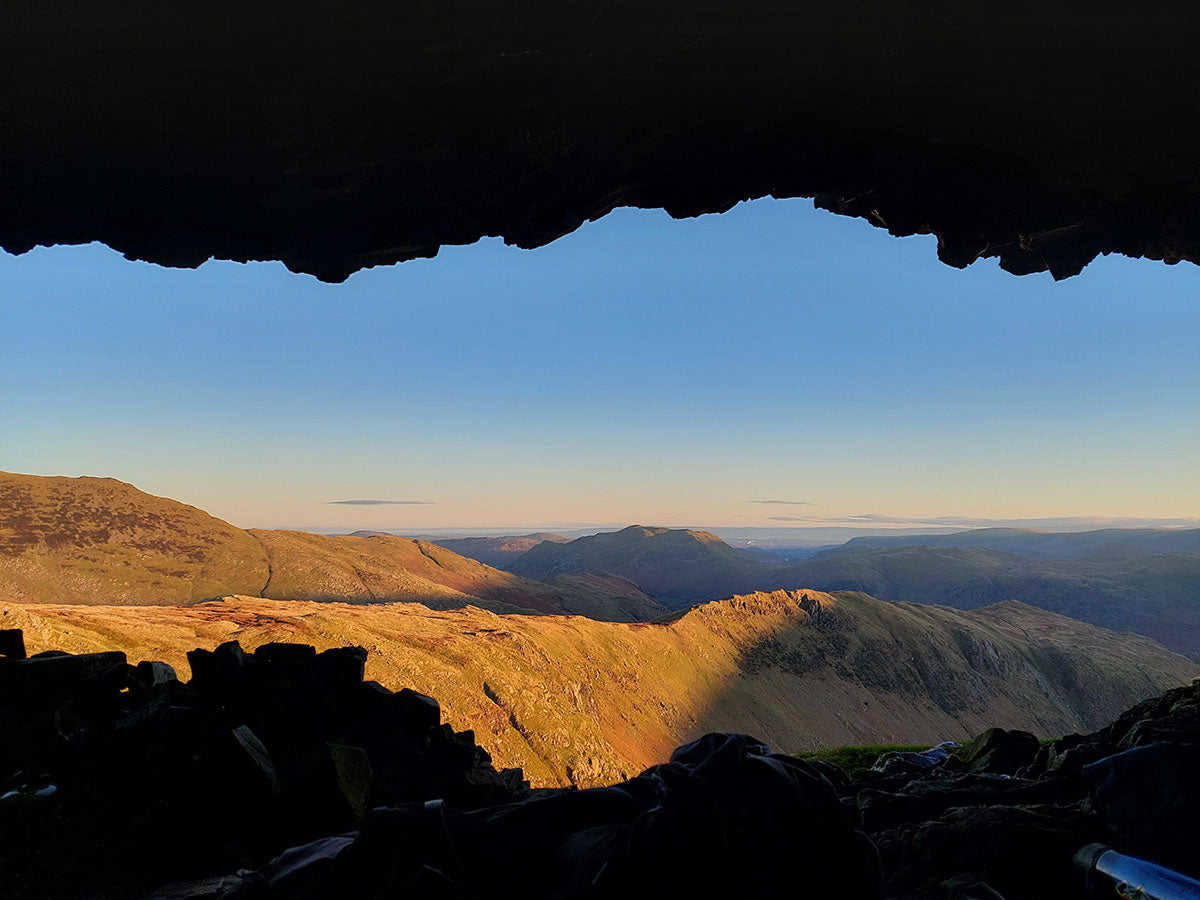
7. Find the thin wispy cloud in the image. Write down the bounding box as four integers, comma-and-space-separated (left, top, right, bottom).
767, 513, 1200, 529
748, 499, 812, 506
325, 499, 433, 506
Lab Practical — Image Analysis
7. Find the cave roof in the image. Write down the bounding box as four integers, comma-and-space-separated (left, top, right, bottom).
3, 3, 1197, 281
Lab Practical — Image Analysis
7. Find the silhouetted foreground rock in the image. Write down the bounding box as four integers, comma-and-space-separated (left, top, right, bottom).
0, 635, 525, 898
852, 682, 1200, 899
1, 630, 1197, 899
160, 732, 882, 900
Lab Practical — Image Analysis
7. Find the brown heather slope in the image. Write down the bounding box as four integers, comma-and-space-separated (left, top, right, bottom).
0, 472, 666, 621
5, 590, 1194, 788
247, 530, 666, 621
0, 473, 270, 604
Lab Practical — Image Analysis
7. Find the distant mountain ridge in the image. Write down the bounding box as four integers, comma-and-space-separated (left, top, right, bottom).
431, 533, 569, 568
508, 525, 769, 606
0, 472, 666, 621
8, 472, 1197, 655
824, 526, 1200, 560
499, 522, 1200, 659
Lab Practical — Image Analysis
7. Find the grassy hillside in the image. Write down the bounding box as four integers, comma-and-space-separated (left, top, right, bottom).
770, 546, 1200, 659
0, 472, 665, 621
0, 473, 270, 604
7, 589, 1193, 788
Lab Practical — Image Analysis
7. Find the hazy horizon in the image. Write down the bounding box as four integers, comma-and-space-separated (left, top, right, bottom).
3, 198, 1197, 529
287, 517, 1200, 541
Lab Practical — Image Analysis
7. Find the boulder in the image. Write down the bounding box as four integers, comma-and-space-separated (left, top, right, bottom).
0, 628, 25, 659
874, 803, 1103, 899
953, 728, 1040, 775
941, 876, 1010, 899
230, 724, 282, 796
0, 639, 526, 899
393, 688, 441, 735
1084, 742, 1200, 877
1116, 698, 1200, 749
253, 643, 318, 666
134, 660, 177, 687
872, 741, 958, 777
857, 773, 1082, 833
188, 732, 884, 899
0, 650, 128, 720
290, 743, 374, 834
186, 641, 253, 700
310, 646, 368, 692
4, 636, 1198, 900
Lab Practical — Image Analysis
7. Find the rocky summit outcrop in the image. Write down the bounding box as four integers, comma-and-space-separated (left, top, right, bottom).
770, 543, 1200, 660
5, 590, 1196, 788
2, 629, 1197, 900
3, 4, 1198, 282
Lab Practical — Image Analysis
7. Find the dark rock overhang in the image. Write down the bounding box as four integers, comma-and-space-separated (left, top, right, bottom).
2, 2, 1197, 282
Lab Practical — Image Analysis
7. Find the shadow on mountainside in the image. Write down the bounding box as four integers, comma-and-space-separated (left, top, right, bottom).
685, 590, 1198, 755
678, 590, 1200, 898
761, 548, 1200, 662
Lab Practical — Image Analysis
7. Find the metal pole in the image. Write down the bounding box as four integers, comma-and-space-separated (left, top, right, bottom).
1075, 844, 1200, 900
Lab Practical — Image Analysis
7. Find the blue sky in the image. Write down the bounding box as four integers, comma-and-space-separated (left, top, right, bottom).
2, 198, 1197, 530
